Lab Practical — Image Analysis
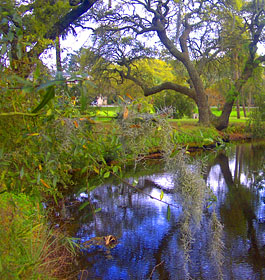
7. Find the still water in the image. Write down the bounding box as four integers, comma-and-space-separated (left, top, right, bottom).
71, 141, 265, 280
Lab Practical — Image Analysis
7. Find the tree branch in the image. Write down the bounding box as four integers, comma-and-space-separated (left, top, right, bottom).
0, 112, 40, 117
143, 82, 196, 100
44, 0, 98, 40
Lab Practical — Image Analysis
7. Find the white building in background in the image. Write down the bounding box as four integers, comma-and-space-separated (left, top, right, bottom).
94, 95, 108, 106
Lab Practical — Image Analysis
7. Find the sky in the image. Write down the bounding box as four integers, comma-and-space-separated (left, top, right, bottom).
40, 28, 93, 71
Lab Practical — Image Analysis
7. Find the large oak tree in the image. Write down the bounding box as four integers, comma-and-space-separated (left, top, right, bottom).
90, 0, 265, 129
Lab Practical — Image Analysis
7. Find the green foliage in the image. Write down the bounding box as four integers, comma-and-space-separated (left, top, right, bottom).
172, 127, 220, 146
129, 97, 155, 114
153, 91, 195, 118
0, 0, 72, 72
0, 117, 74, 198
248, 92, 265, 137
117, 106, 173, 159
0, 192, 76, 279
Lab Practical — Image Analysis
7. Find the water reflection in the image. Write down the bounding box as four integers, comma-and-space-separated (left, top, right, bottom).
72, 142, 265, 280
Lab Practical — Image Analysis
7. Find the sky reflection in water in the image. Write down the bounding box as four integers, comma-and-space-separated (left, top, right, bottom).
76, 142, 265, 280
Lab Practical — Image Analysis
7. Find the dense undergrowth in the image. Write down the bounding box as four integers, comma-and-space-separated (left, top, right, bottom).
0, 192, 77, 279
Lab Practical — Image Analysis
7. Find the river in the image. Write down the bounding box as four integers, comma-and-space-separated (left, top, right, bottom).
66, 141, 265, 280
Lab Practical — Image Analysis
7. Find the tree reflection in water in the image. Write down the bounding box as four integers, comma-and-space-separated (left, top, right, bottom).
71, 142, 265, 280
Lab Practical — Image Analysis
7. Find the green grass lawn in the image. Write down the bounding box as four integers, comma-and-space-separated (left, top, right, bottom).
85, 106, 251, 124
86, 106, 120, 121
211, 107, 251, 118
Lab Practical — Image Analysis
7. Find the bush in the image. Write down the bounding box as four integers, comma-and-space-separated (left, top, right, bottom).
153, 91, 195, 119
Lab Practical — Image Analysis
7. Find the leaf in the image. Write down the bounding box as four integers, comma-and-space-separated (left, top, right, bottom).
160, 190, 164, 201
0, 44, 7, 57
104, 171, 110, 178
34, 66, 40, 80
40, 179, 51, 189
20, 167, 24, 179
52, 176, 57, 187
79, 201, 90, 211
94, 208, 102, 213
53, 194, 58, 205
170, 149, 178, 158
123, 107, 129, 119
112, 166, 119, 173
167, 205, 171, 221
73, 120, 79, 128
46, 109, 52, 116
36, 79, 65, 92
84, 79, 97, 88
87, 185, 98, 192
234, 0, 243, 11
16, 43, 22, 60
31, 86, 55, 113
203, 138, 213, 143
81, 166, 88, 174
118, 95, 125, 102
126, 93, 134, 100
93, 166, 100, 174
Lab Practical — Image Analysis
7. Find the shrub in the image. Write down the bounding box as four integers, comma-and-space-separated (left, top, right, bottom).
153, 91, 195, 119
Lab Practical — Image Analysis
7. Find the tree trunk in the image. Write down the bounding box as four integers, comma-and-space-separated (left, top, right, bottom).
55, 36, 62, 72
197, 97, 211, 125
236, 98, 240, 119
182, 60, 211, 125
234, 52, 240, 119
242, 96, 247, 117
214, 101, 234, 130
248, 91, 252, 112
156, 27, 212, 126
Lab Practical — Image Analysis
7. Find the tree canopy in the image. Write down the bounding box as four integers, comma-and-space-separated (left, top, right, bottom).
85, 0, 265, 129
0, 0, 98, 76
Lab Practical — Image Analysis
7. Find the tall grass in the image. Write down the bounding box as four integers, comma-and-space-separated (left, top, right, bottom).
0, 192, 77, 279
